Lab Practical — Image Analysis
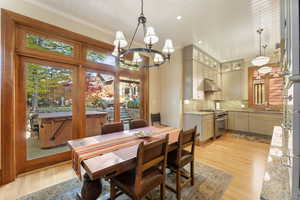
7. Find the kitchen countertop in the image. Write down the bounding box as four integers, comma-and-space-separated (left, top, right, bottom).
260, 126, 291, 200
226, 109, 283, 114
184, 111, 214, 116
184, 109, 282, 115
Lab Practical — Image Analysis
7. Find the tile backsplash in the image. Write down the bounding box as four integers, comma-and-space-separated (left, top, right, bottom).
183, 99, 249, 112
183, 99, 215, 112
219, 100, 249, 110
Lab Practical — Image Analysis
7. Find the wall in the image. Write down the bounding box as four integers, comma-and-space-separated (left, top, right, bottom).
159, 49, 183, 128
149, 68, 161, 121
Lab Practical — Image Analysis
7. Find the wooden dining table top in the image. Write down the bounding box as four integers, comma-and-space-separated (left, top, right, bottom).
67, 126, 181, 180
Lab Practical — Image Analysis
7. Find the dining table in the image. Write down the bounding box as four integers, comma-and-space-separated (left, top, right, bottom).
67, 125, 181, 200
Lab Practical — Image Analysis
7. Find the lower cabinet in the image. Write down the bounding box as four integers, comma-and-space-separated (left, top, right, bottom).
248, 113, 282, 136
234, 112, 249, 132
183, 113, 214, 142
228, 111, 282, 136
227, 112, 249, 132
200, 115, 214, 141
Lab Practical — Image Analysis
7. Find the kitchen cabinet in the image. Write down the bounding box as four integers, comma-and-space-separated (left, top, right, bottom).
227, 111, 282, 136
222, 70, 243, 100
227, 111, 249, 132
248, 113, 282, 136
228, 112, 235, 130
221, 59, 247, 100
183, 113, 214, 142
183, 45, 220, 100
234, 112, 249, 132
200, 114, 214, 141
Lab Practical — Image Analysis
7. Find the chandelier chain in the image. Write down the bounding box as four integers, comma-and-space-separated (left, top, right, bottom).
128, 21, 141, 49
141, 0, 144, 15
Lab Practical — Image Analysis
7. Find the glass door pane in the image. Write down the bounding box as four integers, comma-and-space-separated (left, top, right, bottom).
85, 71, 115, 136
119, 77, 141, 130
25, 62, 74, 160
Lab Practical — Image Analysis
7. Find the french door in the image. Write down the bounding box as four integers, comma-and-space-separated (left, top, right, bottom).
119, 77, 142, 129
84, 68, 117, 136
16, 57, 79, 173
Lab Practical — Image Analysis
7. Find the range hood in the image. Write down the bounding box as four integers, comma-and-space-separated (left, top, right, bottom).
204, 79, 221, 92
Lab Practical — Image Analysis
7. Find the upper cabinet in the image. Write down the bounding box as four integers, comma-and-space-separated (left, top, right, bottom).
183, 45, 221, 100
221, 59, 246, 100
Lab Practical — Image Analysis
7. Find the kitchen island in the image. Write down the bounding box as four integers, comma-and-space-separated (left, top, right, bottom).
260, 126, 291, 200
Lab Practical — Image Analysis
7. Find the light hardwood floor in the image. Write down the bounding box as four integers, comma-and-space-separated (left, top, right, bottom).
0, 133, 270, 200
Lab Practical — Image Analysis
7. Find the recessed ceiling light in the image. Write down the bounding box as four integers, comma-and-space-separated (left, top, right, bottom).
176, 16, 182, 20
198, 40, 203, 44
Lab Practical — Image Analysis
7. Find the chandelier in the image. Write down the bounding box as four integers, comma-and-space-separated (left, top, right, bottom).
111, 0, 175, 68
251, 28, 270, 67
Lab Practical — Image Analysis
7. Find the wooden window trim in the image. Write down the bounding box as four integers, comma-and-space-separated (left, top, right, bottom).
16, 56, 80, 174
16, 25, 81, 62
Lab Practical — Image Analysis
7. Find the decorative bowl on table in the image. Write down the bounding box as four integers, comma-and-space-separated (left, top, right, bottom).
134, 130, 153, 138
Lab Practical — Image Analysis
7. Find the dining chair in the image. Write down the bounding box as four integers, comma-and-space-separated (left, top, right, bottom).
101, 121, 124, 135
129, 119, 147, 130
110, 135, 169, 200
151, 113, 162, 126
166, 126, 197, 200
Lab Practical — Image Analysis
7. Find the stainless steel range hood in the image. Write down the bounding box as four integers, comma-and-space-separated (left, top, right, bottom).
204, 79, 221, 92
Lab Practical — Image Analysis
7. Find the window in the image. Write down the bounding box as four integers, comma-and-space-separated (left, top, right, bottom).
85, 72, 115, 121
25, 62, 73, 160
120, 60, 140, 71
86, 49, 116, 66
26, 33, 74, 56
119, 77, 141, 129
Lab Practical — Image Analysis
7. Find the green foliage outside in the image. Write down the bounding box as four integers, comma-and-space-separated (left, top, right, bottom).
120, 60, 140, 71
26, 63, 72, 112
26, 34, 74, 56
86, 50, 107, 63
127, 100, 140, 109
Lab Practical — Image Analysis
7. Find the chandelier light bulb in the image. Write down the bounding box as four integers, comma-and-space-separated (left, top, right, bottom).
144, 27, 159, 45
251, 56, 270, 67
132, 52, 142, 64
113, 31, 128, 48
162, 39, 175, 54
112, 46, 119, 57
154, 53, 164, 63
258, 66, 272, 74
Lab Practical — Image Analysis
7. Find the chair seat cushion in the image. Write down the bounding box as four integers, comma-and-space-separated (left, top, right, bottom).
111, 167, 163, 197
167, 149, 193, 168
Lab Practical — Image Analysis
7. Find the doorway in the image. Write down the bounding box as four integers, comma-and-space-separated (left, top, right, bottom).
16, 57, 78, 173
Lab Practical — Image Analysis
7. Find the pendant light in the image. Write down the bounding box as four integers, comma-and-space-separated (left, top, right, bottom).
257, 44, 272, 74
112, 0, 175, 68
251, 28, 270, 66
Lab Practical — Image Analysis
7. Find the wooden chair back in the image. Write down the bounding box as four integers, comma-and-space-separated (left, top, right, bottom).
151, 113, 161, 125
101, 122, 124, 135
134, 135, 169, 194
129, 119, 147, 130
177, 126, 197, 161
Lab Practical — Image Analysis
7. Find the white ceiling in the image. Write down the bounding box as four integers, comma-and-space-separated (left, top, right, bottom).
24, 0, 281, 62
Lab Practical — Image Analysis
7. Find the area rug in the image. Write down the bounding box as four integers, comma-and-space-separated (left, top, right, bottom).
226, 132, 271, 144
18, 162, 232, 200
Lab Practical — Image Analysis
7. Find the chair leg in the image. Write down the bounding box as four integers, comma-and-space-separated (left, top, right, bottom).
110, 182, 116, 200
176, 169, 181, 200
190, 161, 194, 186
160, 182, 165, 200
